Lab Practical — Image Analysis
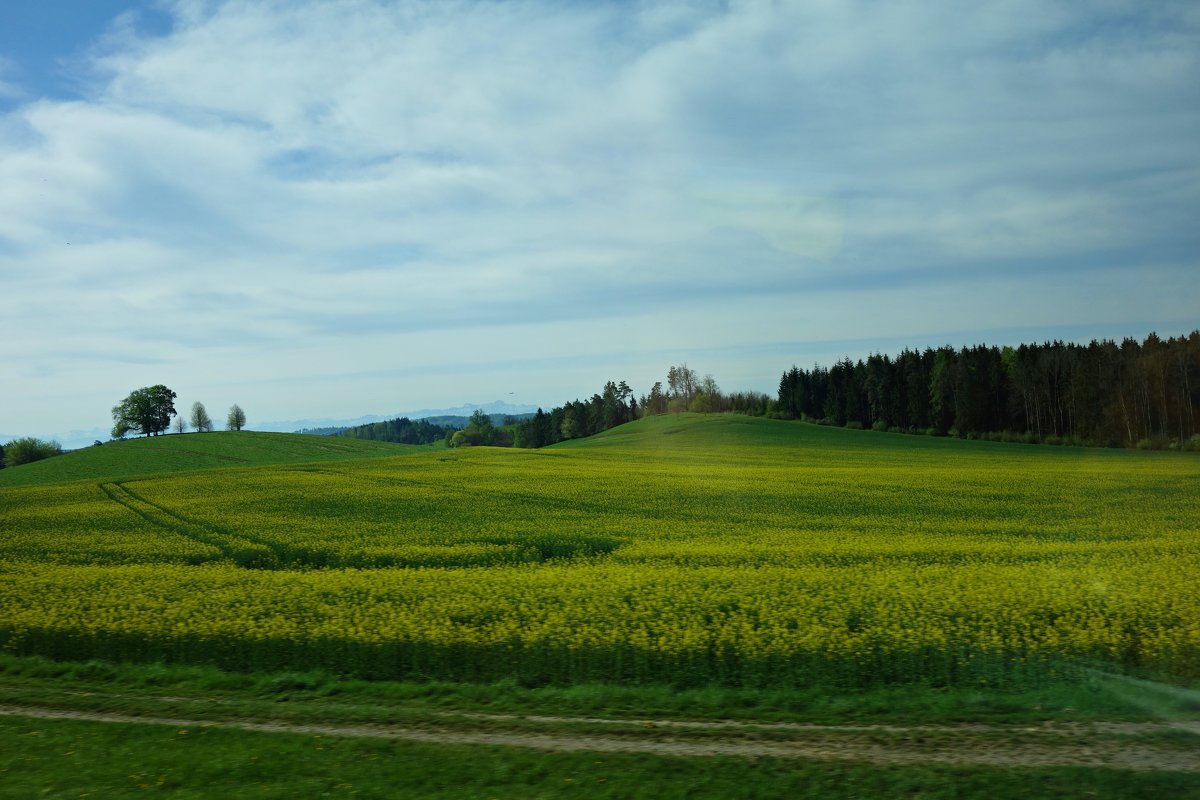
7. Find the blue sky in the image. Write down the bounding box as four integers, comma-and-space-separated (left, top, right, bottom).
2, 0, 1198, 446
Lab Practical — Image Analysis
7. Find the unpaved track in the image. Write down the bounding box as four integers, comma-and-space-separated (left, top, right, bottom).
1, 704, 1197, 773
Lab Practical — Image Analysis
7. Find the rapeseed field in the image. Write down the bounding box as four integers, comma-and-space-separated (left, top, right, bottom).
1, 415, 1196, 688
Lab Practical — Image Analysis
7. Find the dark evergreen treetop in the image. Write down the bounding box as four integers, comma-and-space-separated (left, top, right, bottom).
776, 331, 1200, 448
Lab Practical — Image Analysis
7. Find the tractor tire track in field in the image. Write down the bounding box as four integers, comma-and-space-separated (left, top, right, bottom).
1, 703, 1196, 773
98, 482, 279, 568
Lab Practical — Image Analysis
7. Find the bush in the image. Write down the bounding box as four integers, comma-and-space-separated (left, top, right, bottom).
1180, 434, 1200, 452
2, 437, 63, 466
845, 421, 863, 430
870, 420, 889, 432
1136, 437, 1169, 451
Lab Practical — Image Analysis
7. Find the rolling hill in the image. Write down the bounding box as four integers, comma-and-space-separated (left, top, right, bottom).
0, 431, 416, 488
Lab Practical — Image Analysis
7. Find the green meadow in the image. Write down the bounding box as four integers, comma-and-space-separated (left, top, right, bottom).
0, 430, 412, 488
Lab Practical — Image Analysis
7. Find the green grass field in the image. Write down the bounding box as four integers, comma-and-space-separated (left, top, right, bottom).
1, 415, 1197, 796
0, 430, 413, 488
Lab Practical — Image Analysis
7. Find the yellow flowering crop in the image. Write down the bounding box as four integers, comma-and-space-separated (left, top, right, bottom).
1, 415, 1196, 687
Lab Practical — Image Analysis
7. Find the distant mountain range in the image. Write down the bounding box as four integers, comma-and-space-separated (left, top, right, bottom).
8, 401, 543, 451
256, 400, 542, 434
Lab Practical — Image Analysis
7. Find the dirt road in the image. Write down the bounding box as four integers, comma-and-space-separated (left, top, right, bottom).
2, 703, 1196, 773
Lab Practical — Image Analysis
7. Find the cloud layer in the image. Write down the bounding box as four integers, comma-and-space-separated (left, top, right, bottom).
2, 0, 1198, 441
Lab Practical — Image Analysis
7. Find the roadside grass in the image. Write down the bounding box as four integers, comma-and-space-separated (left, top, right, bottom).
2, 654, 1197, 729
2, 713, 1197, 800
0, 431, 414, 488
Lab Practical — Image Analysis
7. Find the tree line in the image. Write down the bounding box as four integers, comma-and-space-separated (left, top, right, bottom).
503, 370, 771, 449
461, 332, 1200, 452
6, 331, 1195, 470
776, 331, 1200, 449
335, 416, 453, 445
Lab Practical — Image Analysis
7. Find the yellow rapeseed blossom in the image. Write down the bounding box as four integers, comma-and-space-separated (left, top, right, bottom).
1, 418, 1196, 686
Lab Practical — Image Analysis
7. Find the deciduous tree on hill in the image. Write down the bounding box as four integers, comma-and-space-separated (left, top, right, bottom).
112, 385, 177, 437
190, 402, 213, 433
227, 404, 247, 431
667, 364, 698, 404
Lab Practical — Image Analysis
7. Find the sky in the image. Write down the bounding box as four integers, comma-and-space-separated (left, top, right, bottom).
2, 0, 1198, 446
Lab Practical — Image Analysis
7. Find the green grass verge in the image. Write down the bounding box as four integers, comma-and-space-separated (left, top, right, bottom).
0, 431, 416, 488
2, 714, 1196, 800
2, 654, 1197, 728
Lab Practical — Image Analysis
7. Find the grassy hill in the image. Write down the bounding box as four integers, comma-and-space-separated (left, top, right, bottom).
561, 411, 1166, 467
5, 413, 1172, 490
0, 431, 413, 488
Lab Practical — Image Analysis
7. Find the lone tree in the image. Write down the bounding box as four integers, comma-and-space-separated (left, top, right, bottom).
112, 385, 177, 437
190, 401, 213, 433
227, 404, 246, 431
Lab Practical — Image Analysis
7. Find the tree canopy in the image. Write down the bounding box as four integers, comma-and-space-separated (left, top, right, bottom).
775, 331, 1200, 448
335, 416, 450, 444
190, 402, 214, 433
227, 404, 247, 431
2, 437, 63, 466
112, 385, 177, 438
449, 409, 501, 448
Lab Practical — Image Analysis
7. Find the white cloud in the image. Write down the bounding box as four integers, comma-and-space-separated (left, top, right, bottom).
1, 0, 1198, 437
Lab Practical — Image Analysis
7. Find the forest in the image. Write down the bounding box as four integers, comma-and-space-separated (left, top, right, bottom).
777, 331, 1200, 448
333, 416, 452, 445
